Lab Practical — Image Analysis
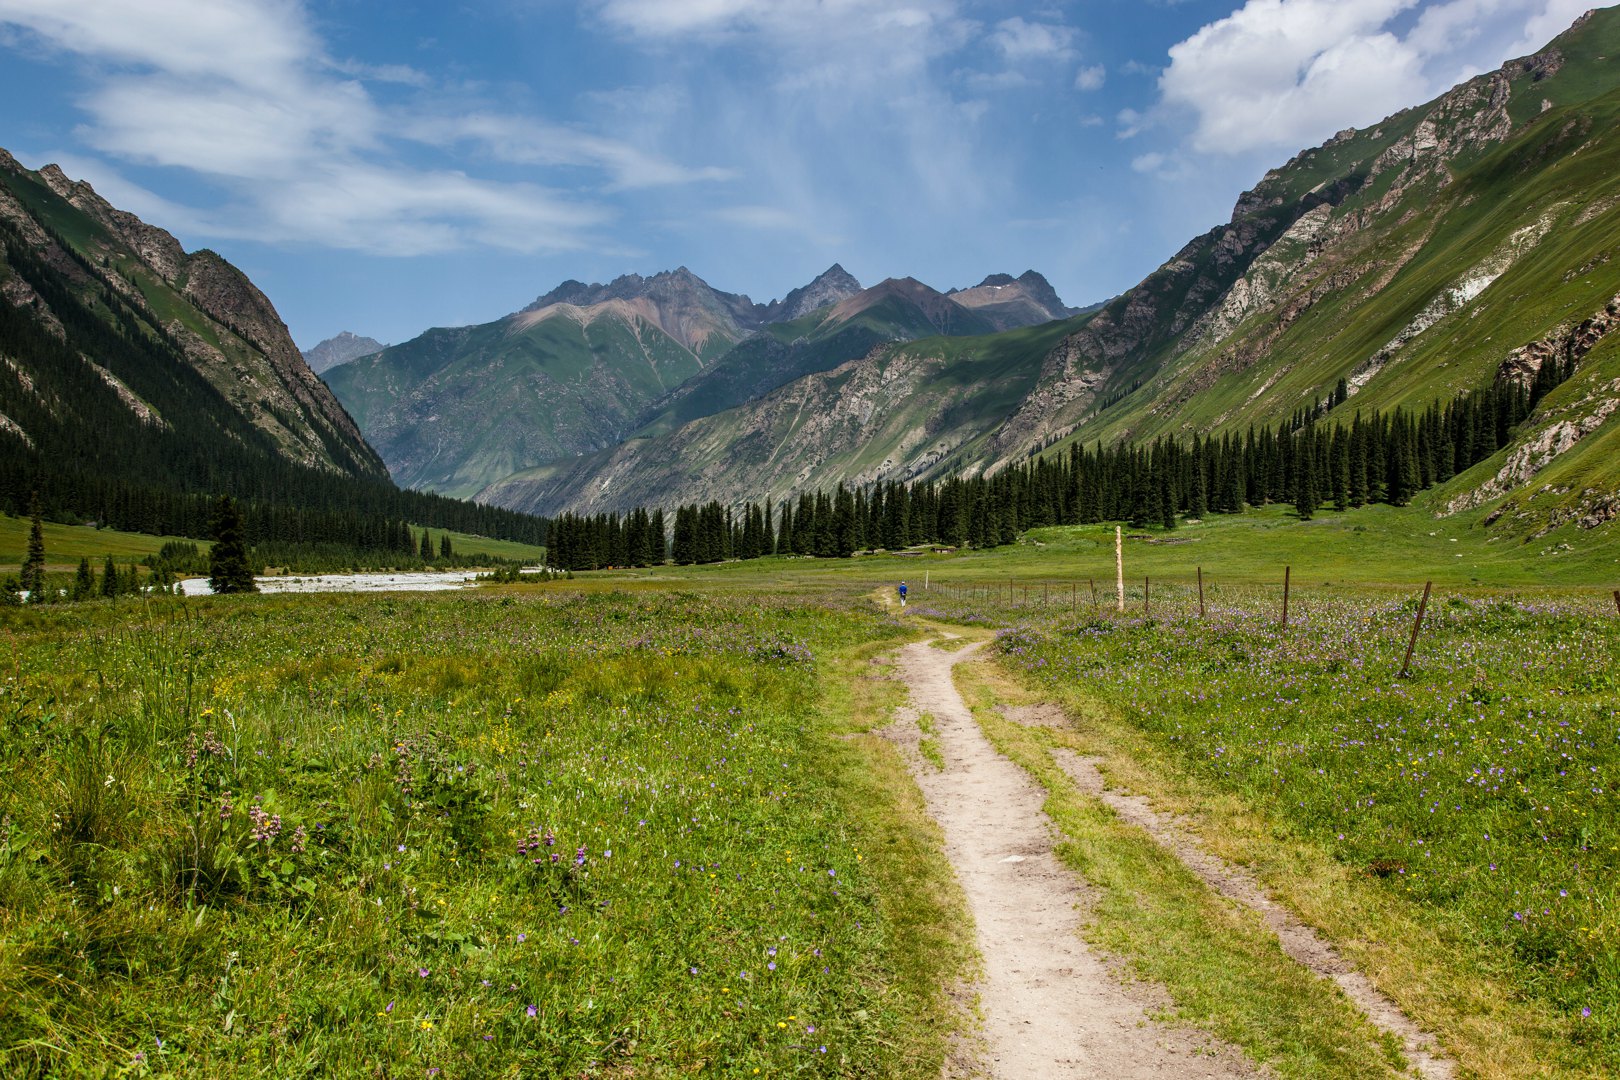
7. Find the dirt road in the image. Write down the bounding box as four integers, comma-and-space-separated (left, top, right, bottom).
889, 638, 1257, 1078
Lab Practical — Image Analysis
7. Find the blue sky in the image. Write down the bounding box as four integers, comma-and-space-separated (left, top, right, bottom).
0, 0, 1598, 348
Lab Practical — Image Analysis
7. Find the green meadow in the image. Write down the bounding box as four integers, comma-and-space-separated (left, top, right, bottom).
0, 514, 549, 573
2, 500, 1617, 1077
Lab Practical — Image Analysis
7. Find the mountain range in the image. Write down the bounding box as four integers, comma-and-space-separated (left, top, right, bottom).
321, 264, 1077, 497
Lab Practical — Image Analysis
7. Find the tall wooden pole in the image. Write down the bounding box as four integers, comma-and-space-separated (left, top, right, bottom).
1281, 566, 1291, 627
1197, 566, 1206, 619
1115, 526, 1125, 613
1401, 582, 1433, 679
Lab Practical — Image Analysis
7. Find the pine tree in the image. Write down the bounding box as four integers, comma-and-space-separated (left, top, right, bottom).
439, 533, 453, 559
208, 495, 258, 594
73, 556, 94, 600
20, 493, 46, 603
101, 555, 118, 598
420, 530, 434, 560
1293, 427, 1319, 520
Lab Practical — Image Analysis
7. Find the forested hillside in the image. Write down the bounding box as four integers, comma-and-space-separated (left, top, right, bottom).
0, 152, 546, 550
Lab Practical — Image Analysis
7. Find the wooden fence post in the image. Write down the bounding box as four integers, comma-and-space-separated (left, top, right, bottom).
1281, 566, 1291, 628
1144, 576, 1150, 615
1198, 566, 1206, 619
1115, 526, 1125, 613
1401, 581, 1433, 679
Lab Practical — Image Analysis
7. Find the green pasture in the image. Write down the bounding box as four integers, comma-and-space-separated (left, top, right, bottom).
0, 514, 547, 571
555, 499, 1620, 596
0, 589, 964, 1077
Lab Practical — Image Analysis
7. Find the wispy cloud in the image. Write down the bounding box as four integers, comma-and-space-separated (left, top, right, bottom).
0, 0, 723, 254
989, 17, 1076, 63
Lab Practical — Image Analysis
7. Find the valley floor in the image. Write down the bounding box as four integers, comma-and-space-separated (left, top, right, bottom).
1, 545, 1614, 1077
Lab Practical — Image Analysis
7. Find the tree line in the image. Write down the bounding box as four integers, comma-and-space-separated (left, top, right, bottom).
544, 362, 1575, 570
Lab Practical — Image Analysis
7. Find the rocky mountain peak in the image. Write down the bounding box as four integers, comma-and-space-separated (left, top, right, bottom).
946, 270, 1078, 330
766, 263, 864, 323
304, 331, 386, 375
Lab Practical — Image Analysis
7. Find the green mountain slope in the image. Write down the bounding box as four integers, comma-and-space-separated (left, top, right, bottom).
324, 302, 712, 497
479, 317, 1082, 514
482, 8, 1620, 537
0, 152, 385, 483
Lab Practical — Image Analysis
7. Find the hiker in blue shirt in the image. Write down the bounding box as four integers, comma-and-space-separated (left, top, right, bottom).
898, 581, 908, 608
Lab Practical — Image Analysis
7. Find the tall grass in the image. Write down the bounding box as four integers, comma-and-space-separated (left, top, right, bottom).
0, 589, 945, 1077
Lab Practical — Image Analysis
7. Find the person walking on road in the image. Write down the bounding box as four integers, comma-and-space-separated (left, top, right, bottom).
898, 581, 908, 608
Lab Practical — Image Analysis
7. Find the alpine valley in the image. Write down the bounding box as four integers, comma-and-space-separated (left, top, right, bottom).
318, 7, 1620, 543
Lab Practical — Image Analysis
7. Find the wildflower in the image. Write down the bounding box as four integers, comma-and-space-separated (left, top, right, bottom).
526, 1004, 538, 1018
290, 825, 307, 855
418, 968, 430, 978
385, 1000, 395, 1013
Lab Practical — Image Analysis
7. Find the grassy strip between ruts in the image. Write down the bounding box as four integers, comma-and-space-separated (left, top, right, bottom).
950, 651, 1413, 1078
961, 649, 1590, 1079
0, 589, 973, 1077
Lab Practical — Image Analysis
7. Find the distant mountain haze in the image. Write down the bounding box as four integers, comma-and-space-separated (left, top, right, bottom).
303, 331, 386, 374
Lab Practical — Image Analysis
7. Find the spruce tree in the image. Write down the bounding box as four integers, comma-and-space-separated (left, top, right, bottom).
73, 556, 94, 601
20, 494, 46, 603
101, 555, 118, 598
439, 533, 453, 559
420, 530, 434, 560
208, 495, 258, 594
1293, 428, 1319, 520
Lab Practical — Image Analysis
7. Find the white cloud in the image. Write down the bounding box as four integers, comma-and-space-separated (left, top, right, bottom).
0, 0, 723, 254
1154, 0, 1598, 156
989, 17, 1076, 63
1074, 64, 1105, 91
